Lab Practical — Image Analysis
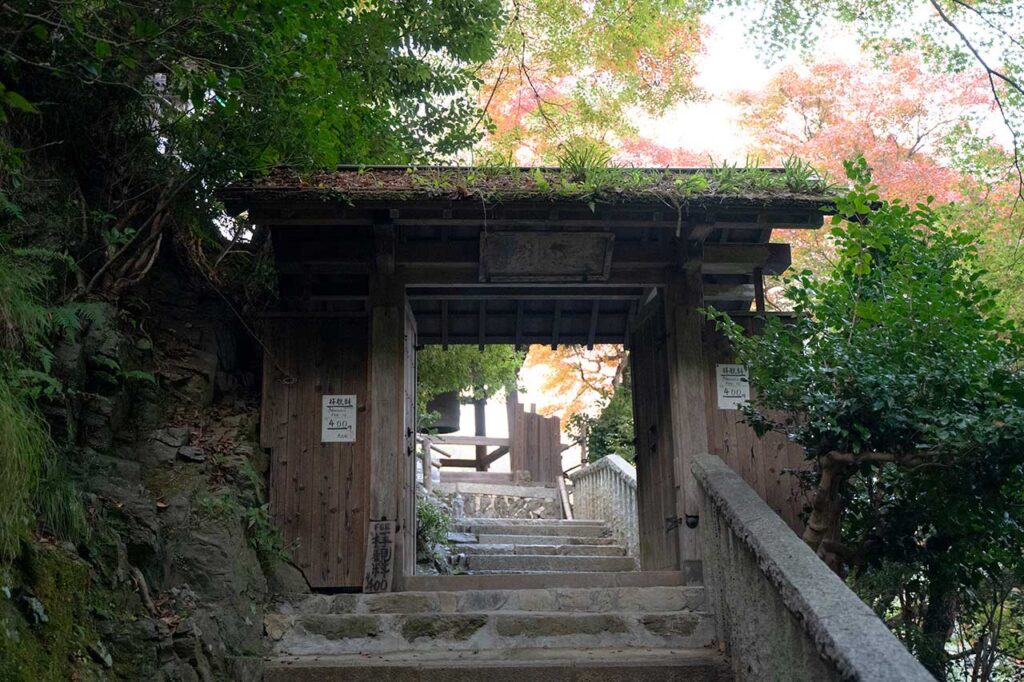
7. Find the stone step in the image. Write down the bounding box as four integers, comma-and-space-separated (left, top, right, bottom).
475, 534, 618, 545
294, 585, 705, 615
277, 610, 715, 655
456, 543, 625, 557
463, 523, 609, 538
459, 517, 606, 526
436, 483, 559, 499
466, 554, 638, 573
402, 570, 684, 592
264, 648, 732, 681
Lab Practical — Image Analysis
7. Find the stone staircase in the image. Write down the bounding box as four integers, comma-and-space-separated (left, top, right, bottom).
263, 573, 729, 680
450, 517, 638, 573
260, 497, 731, 682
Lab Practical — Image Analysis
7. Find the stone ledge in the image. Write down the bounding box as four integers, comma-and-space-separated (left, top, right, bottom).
692, 454, 933, 682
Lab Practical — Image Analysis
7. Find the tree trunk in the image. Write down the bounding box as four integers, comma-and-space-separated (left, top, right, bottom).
801, 457, 848, 573
920, 556, 958, 681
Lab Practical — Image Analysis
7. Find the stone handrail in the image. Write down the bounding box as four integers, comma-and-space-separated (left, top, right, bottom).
569, 455, 639, 558
692, 454, 934, 681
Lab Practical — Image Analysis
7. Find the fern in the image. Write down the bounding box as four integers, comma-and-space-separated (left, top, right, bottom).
122, 369, 156, 385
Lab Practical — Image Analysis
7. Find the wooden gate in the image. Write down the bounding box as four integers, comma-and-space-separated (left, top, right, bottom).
261, 319, 370, 588
509, 400, 562, 485
629, 297, 680, 570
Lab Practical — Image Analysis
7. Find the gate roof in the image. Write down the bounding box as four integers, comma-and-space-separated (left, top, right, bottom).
222, 166, 835, 347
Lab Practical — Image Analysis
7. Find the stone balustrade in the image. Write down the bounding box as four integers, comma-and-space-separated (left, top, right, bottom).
569, 454, 639, 558
692, 454, 934, 681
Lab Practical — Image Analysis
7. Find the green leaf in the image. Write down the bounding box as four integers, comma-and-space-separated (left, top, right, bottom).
4, 91, 38, 114
94, 40, 111, 58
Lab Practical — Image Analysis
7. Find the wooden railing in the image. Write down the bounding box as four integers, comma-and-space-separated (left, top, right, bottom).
569, 454, 639, 558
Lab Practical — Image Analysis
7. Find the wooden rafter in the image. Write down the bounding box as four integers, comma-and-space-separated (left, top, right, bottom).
586, 299, 600, 350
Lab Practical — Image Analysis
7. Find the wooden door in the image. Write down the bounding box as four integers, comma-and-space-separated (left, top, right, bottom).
629, 297, 681, 570
261, 319, 370, 588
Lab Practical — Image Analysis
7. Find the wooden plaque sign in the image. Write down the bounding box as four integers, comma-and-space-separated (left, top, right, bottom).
363, 520, 396, 593
480, 231, 614, 282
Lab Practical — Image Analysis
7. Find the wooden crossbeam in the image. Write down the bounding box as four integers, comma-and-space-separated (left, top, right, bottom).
702, 243, 791, 275
398, 266, 670, 287
703, 283, 756, 302
482, 446, 509, 466
432, 435, 511, 446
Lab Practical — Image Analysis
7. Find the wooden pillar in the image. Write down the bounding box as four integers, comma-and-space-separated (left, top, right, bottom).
665, 269, 710, 584
366, 219, 413, 591
474, 398, 487, 471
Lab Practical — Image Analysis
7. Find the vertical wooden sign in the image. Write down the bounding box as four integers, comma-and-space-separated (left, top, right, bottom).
363, 520, 396, 593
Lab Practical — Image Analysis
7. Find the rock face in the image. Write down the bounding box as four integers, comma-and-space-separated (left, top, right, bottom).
3, 255, 302, 681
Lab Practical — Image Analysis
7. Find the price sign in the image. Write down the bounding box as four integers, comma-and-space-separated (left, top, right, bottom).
321, 395, 356, 443
716, 364, 750, 410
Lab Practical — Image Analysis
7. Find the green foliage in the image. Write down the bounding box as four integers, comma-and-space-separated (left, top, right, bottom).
0, 379, 48, 560
2, 0, 504, 170
710, 156, 1024, 678
557, 139, 614, 182
567, 381, 636, 463
243, 502, 287, 564
416, 344, 524, 413
35, 458, 90, 548
415, 496, 451, 573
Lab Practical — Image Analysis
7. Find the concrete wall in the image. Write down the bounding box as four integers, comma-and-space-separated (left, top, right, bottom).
692, 455, 934, 682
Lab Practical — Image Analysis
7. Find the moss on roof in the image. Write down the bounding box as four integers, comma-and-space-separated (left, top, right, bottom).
222, 165, 840, 208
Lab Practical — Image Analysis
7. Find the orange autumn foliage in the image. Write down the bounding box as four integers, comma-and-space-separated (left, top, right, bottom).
522, 344, 626, 421
734, 53, 1020, 277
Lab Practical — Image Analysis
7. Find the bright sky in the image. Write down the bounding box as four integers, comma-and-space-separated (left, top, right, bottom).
640, 7, 864, 162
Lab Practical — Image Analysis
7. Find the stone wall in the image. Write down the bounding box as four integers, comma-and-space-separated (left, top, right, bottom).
692, 455, 934, 682
435, 482, 561, 519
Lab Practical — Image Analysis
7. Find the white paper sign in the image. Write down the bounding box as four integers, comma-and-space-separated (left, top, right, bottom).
716, 364, 750, 410
322, 395, 357, 442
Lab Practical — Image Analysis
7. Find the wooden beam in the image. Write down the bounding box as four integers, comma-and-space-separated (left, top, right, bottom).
440, 300, 449, 349
754, 267, 766, 314
702, 243, 791, 275
586, 300, 600, 350
417, 333, 630, 346
624, 301, 637, 347
397, 265, 669, 288
703, 283, 756, 302
477, 302, 485, 351
514, 302, 523, 350
551, 300, 562, 349
438, 459, 480, 468
432, 435, 511, 447
482, 445, 509, 467
406, 290, 645, 301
